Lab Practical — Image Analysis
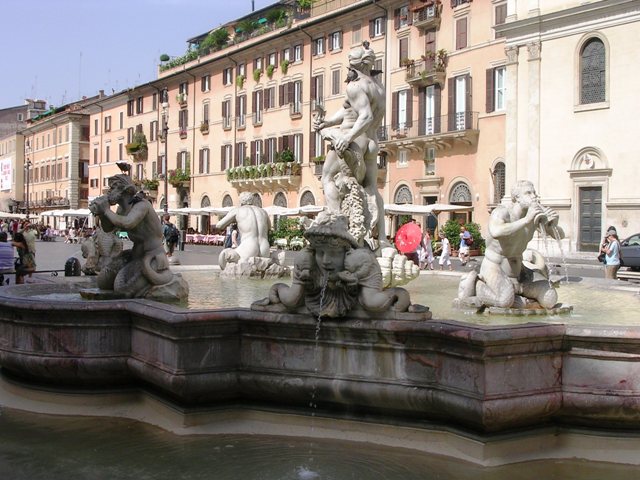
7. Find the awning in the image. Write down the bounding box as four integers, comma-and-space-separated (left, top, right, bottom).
384, 203, 473, 216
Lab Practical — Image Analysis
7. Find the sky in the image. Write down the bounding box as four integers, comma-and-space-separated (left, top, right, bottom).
0, 0, 276, 109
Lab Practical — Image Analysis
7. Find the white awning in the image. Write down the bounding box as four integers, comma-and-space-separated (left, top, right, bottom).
384, 203, 474, 216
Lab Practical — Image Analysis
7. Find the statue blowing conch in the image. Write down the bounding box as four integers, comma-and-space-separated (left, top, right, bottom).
87, 174, 188, 301
456, 180, 568, 312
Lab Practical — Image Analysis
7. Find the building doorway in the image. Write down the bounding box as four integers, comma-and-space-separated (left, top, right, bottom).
579, 186, 602, 251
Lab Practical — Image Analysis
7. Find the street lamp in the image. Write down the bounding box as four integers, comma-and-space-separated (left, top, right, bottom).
24, 140, 32, 219
161, 89, 169, 214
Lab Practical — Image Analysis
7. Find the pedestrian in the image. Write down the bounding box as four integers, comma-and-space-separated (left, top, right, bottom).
600, 229, 621, 280
12, 232, 36, 284
458, 225, 472, 266
231, 224, 239, 248
162, 215, 179, 257
419, 227, 434, 270
0, 232, 14, 285
438, 232, 452, 271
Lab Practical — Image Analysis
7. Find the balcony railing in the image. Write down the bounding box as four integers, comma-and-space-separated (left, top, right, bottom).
413, 4, 441, 30
222, 117, 232, 130
378, 112, 479, 150
179, 129, 188, 139
236, 115, 246, 129
405, 59, 446, 87
253, 111, 263, 126
290, 101, 303, 118
226, 162, 302, 191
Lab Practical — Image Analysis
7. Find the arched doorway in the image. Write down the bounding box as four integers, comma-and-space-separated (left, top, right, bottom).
449, 181, 472, 224
200, 195, 211, 234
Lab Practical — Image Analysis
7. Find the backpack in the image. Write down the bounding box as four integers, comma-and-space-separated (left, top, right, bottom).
165, 223, 180, 243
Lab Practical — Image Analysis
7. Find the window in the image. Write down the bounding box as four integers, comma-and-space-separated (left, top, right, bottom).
236, 94, 246, 128
292, 81, 303, 115
221, 144, 232, 171
150, 120, 158, 142
456, 17, 468, 50
580, 38, 606, 104
419, 84, 441, 135
119, 112, 124, 129
127, 99, 135, 116
94, 119, 99, 135
265, 138, 277, 163
179, 82, 188, 95
253, 90, 263, 125
238, 63, 246, 77
264, 87, 276, 109
93, 147, 98, 165
222, 99, 232, 129
494, 2, 507, 38
311, 74, 324, 106
104, 116, 111, 132
135, 163, 143, 181
294, 44, 303, 62
351, 23, 361, 45
268, 52, 277, 66
329, 31, 342, 51
331, 70, 341, 96
451, 0, 471, 7
282, 47, 291, 62
152, 92, 158, 110
486, 66, 506, 113
199, 148, 210, 174
314, 37, 325, 56
399, 37, 408, 67
235, 142, 246, 167
293, 133, 303, 162
492, 162, 506, 204
177, 151, 188, 171
136, 96, 144, 114
118, 143, 123, 161
254, 57, 263, 71
448, 74, 471, 130
203, 102, 210, 124
178, 109, 188, 134
105, 144, 110, 163
370, 17, 385, 38
201, 74, 210, 92
398, 149, 409, 167
392, 89, 413, 132
394, 6, 410, 29
158, 154, 165, 175
17, 113, 23, 122
223, 67, 233, 86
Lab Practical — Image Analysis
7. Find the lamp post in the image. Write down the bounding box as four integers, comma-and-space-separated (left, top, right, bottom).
161, 90, 169, 214
24, 140, 32, 219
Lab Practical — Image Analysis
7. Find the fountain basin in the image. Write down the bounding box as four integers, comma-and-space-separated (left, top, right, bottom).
2, 281, 640, 434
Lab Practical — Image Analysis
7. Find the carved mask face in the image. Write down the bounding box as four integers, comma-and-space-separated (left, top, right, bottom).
314, 244, 347, 279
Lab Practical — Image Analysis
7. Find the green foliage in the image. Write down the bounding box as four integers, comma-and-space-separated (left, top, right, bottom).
199, 28, 229, 55
269, 217, 304, 245
159, 54, 170, 62
237, 19, 258, 34
236, 74, 245, 89
265, 8, 286, 24
253, 68, 262, 82
142, 178, 159, 190
296, 0, 314, 9
159, 49, 198, 72
266, 64, 275, 79
279, 148, 295, 163
440, 219, 486, 253
280, 59, 289, 75
168, 168, 190, 187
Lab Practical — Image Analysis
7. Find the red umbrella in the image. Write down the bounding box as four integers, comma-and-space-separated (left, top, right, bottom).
394, 222, 423, 254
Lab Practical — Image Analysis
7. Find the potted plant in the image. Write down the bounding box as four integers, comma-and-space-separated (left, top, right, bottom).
236, 74, 246, 89
266, 64, 275, 79
200, 121, 209, 134
142, 178, 159, 191
435, 49, 448, 71
280, 59, 290, 75
279, 148, 295, 163
253, 68, 263, 83
125, 131, 148, 161
168, 168, 191, 188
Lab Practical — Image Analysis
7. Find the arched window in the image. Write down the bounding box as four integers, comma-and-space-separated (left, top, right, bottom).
222, 194, 233, 207
300, 191, 315, 206
200, 196, 211, 233
449, 182, 472, 204
492, 162, 506, 204
274, 192, 287, 207
201, 195, 211, 208
580, 38, 606, 104
252, 193, 262, 207
394, 185, 413, 204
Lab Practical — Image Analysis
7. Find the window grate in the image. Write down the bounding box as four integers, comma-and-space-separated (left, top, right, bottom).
580, 39, 605, 104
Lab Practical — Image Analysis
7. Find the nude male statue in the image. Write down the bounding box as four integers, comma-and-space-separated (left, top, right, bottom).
459, 180, 563, 309
313, 41, 386, 248
89, 174, 174, 296
216, 192, 271, 269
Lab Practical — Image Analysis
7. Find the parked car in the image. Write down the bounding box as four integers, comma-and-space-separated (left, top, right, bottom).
620, 233, 640, 270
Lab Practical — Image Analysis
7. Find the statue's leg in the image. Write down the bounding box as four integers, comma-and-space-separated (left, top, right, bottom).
321, 153, 342, 212
521, 280, 558, 309
476, 264, 515, 308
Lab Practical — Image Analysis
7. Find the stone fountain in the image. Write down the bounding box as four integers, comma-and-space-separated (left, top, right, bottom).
0, 44, 639, 470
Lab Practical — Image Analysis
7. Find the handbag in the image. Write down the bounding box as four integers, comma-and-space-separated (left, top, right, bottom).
597, 252, 605, 263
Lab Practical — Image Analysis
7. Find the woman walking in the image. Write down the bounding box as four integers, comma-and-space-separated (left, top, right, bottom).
12, 232, 36, 284
600, 229, 621, 280
420, 229, 435, 270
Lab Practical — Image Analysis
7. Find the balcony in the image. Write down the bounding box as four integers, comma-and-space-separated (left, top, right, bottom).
222, 117, 232, 131
413, 4, 441, 30
289, 101, 303, 119
179, 129, 188, 139
236, 115, 246, 130
405, 59, 446, 88
226, 162, 302, 192
252, 111, 263, 127
379, 112, 479, 152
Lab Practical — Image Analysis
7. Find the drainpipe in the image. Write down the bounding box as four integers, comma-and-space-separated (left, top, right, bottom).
298, 25, 313, 172
225, 53, 238, 170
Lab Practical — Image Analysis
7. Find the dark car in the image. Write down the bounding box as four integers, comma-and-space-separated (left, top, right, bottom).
620, 233, 640, 270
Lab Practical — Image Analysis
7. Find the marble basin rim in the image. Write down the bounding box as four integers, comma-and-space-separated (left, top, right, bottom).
1, 281, 640, 440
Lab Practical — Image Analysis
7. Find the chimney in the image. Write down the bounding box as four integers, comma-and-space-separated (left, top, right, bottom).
99, 89, 105, 98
